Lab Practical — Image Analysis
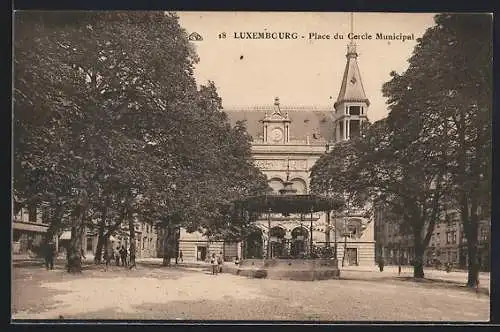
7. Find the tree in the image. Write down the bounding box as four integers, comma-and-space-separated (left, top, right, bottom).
311, 116, 448, 278
14, 11, 270, 272
360, 119, 449, 278
381, 13, 492, 285
13, 11, 201, 272
310, 138, 371, 265
149, 86, 270, 266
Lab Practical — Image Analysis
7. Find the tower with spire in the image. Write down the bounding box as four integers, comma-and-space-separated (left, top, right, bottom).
333, 13, 370, 141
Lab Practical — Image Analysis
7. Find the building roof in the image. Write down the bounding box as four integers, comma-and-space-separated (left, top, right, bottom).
334, 43, 370, 108
223, 105, 336, 142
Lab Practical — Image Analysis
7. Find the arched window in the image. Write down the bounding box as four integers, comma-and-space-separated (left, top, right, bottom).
290, 178, 307, 194
268, 178, 284, 194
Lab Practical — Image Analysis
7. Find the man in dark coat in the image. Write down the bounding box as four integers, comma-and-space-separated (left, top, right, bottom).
44, 241, 55, 270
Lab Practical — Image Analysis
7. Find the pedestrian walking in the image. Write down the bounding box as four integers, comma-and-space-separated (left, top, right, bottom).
44, 241, 55, 270
114, 247, 121, 266
211, 253, 218, 275
179, 250, 183, 263
378, 258, 384, 272
217, 251, 223, 273
120, 245, 128, 267
80, 248, 86, 265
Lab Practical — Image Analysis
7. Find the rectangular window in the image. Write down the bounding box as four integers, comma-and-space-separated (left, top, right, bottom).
28, 205, 37, 223
86, 237, 93, 251
452, 232, 457, 244
349, 106, 361, 115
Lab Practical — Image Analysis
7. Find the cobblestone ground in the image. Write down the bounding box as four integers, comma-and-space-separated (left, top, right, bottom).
12, 262, 489, 322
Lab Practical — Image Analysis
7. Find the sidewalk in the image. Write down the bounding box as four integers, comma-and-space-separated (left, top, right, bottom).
341, 264, 490, 277
136, 257, 211, 269
341, 264, 490, 293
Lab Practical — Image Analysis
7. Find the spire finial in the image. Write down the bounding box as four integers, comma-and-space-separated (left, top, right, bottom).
272, 96, 281, 115
350, 12, 354, 39
347, 12, 357, 56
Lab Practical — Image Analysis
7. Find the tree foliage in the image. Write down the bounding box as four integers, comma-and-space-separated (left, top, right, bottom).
310, 14, 491, 282
13, 11, 269, 271
382, 13, 492, 285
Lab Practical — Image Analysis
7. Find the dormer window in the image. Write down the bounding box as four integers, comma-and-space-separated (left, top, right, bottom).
349, 106, 361, 116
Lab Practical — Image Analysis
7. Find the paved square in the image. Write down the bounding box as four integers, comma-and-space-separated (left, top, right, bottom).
12, 262, 489, 321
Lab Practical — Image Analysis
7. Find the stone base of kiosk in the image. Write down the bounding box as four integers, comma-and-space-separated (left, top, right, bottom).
223, 258, 340, 281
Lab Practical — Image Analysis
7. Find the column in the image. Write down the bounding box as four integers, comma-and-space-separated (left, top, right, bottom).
347, 119, 350, 139
264, 124, 267, 142
343, 119, 347, 140
237, 241, 242, 260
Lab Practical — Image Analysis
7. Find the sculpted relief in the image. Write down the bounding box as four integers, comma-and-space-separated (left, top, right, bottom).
254, 159, 307, 170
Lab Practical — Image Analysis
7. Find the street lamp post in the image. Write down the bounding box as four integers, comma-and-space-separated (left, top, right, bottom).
334, 211, 338, 260
326, 210, 331, 248
266, 208, 271, 259
310, 208, 314, 255
398, 240, 402, 275
341, 200, 349, 267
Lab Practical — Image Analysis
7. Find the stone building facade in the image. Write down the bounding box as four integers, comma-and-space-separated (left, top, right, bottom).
12, 205, 51, 255
176, 41, 376, 266
374, 204, 491, 271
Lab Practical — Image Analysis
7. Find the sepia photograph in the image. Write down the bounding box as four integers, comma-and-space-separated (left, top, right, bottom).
12, 11, 492, 322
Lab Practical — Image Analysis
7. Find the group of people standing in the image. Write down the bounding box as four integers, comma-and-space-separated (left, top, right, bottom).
102, 245, 135, 270
210, 251, 224, 275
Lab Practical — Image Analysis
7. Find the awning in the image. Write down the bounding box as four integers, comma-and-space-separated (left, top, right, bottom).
59, 231, 71, 240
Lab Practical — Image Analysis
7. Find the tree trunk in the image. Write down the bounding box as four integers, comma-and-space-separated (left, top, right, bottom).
341, 236, 348, 267
413, 243, 425, 279
413, 226, 425, 279
67, 224, 84, 273
466, 199, 480, 287
129, 216, 136, 267
162, 225, 174, 266
94, 220, 105, 264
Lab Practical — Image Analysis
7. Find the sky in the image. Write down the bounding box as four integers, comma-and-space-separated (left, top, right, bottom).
177, 12, 437, 122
